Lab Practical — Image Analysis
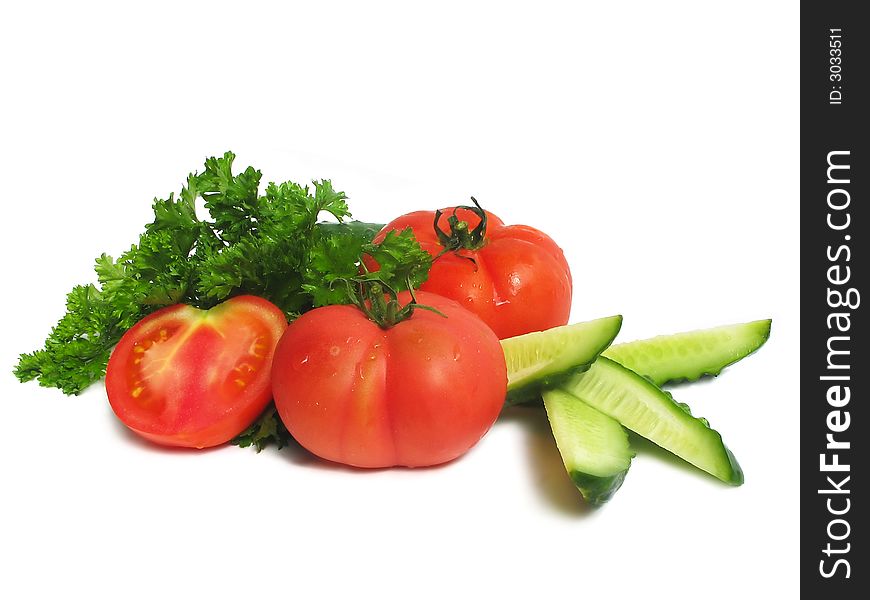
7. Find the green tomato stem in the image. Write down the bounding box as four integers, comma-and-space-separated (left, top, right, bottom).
433, 197, 489, 255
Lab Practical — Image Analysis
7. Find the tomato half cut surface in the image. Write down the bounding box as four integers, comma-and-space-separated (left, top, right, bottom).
106, 295, 288, 449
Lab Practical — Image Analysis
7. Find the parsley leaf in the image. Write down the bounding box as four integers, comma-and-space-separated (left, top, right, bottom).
15, 284, 122, 395
232, 405, 294, 452
363, 228, 432, 290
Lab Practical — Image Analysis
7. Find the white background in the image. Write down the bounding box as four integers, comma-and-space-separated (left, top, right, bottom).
0, 2, 799, 598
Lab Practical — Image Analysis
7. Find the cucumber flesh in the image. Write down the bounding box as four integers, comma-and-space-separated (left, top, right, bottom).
501, 315, 622, 405
543, 389, 634, 505
561, 357, 743, 485
603, 319, 771, 386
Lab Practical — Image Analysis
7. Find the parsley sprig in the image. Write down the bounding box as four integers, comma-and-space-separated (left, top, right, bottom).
15, 152, 431, 405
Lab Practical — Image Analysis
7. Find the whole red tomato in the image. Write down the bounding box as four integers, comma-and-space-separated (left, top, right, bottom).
271, 289, 507, 468
365, 200, 572, 339
105, 295, 288, 449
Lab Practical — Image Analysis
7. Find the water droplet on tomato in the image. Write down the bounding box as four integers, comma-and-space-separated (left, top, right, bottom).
453, 345, 462, 361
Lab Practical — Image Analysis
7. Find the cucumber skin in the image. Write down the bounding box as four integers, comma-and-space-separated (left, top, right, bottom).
503, 316, 622, 406
570, 470, 629, 506
563, 358, 744, 486
603, 319, 771, 387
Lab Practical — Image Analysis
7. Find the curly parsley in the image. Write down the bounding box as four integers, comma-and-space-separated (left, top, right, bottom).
15, 152, 431, 406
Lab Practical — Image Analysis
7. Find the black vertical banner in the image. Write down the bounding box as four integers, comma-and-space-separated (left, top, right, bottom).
801, 2, 867, 595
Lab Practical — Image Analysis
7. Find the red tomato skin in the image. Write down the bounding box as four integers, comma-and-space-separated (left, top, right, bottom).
365, 208, 572, 339
105, 295, 288, 449
271, 291, 507, 468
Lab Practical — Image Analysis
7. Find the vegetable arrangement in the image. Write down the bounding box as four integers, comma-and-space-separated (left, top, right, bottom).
15, 152, 770, 506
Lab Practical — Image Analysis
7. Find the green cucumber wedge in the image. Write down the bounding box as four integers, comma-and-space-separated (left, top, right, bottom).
501, 315, 622, 405
603, 319, 771, 386
562, 357, 743, 485
543, 389, 634, 505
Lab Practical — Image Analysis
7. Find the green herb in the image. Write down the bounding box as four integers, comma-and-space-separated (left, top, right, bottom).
232, 405, 294, 452
14, 151, 430, 397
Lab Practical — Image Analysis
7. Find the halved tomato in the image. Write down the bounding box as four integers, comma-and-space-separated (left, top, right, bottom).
105, 295, 287, 448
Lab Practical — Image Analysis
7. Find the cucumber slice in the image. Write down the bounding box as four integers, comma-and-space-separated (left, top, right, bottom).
501, 315, 622, 405
603, 319, 771, 386
543, 389, 634, 505
562, 357, 743, 485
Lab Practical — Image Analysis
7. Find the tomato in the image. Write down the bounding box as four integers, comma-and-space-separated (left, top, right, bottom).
271, 290, 507, 468
365, 201, 572, 339
105, 295, 287, 449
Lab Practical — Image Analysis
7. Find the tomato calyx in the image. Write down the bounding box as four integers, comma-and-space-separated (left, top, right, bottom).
433, 197, 489, 258
345, 277, 447, 329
